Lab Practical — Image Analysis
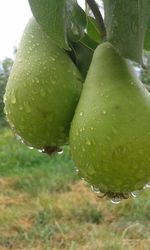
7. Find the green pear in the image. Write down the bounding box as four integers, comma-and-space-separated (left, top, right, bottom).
69, 42, 150, 197
4, 18, 82, 150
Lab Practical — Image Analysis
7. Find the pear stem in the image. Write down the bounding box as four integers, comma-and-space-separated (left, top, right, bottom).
85, 0, 106, 41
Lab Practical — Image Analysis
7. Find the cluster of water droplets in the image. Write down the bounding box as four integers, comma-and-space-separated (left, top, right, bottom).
110, 183, 150, 204
74, 165, 150, 205
16, 134, 24, 143
36, 146, 64, 156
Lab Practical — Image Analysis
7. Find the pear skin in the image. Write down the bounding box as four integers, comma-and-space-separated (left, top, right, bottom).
4, 18, 82, 150
70, 42, 150, 195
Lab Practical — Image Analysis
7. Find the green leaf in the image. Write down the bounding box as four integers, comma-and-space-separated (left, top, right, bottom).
104, 0, 149, 64
67, 4, 87, 42
69, 41, 94, 79
68, 28, 100, 79
80, 33, 98, 50
86, 16, 102, 44
28, 0, 68, 49
28, 0, 87, 50
144, 14, 150, 51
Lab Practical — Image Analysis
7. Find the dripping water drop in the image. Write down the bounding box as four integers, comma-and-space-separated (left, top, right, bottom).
145, 182, 150, 188
74, 167, 79, 173
38, 149, 45, 153
131, 190, 141, 198
111, 198, 121, 204
91, 185, 101, 194
16, 134, 21, 141
57, 148, 64, 155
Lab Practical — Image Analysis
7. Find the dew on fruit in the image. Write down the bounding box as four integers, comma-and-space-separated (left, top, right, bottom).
131, 192, 137, 198
130, 81, 134, 85
76, 131, 79, 136
11, 92, 16, 104
9, 124, 15, 131
79, 112, 83, 116
36, 79, 40, 83
4, 112, 9, 121
91, 185, 101, 194
38, 149, 45, 153
86, 139, 91, 146
24, 102, 31, 113
28, 146, 34, 150
102, 110, 106, 115
21, 138, 25, 144
57, 148, 64, 155
31, 95, 36, 101
73, 71, 78, 77
112, 145, 129, 160
3, 94, 7, 103
74, 167, 79, 173
131, 190, 141, 198
16, 134, 22, 141
50, 56, 56, 61
111, 198, 121, 204
145, 182, 150, 188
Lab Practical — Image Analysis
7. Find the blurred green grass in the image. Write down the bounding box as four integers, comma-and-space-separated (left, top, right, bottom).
0, 128, 78, 194
0, 127, 150, 250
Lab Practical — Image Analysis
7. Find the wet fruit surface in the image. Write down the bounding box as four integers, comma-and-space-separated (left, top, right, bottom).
70, 42, 150, 195
4, 18, 82, 149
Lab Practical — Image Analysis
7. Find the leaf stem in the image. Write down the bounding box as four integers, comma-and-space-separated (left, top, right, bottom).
85, 0, 106, 41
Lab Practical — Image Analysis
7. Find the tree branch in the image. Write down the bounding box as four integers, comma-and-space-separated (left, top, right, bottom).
85, 0, 106, 41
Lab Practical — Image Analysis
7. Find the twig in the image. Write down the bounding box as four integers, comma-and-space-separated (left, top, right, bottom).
85, 0, 106, 40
